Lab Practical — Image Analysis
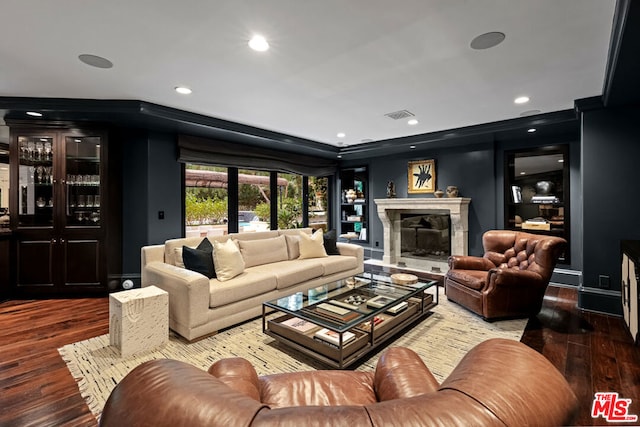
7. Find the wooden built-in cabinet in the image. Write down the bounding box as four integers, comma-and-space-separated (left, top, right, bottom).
8, 121, 121, 296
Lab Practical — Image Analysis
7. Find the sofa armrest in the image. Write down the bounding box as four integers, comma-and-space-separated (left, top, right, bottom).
142, 261, 210, 336
337, 242, 364, 265
448, 255, 495, 271
208, 357, 262, 402
141, 244, 166, 269
374, 347, 439, 401
100, 359, 267, 427
487, 267, 544, 288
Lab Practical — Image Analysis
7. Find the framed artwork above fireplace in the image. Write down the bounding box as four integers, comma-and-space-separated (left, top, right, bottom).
408, 159, 435, 194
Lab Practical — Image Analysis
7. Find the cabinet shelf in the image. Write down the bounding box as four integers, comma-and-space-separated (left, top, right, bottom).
340, 167, 368, 243
505, 146, 570, 263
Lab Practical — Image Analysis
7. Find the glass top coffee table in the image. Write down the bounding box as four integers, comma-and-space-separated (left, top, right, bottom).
262, 271, 438, 368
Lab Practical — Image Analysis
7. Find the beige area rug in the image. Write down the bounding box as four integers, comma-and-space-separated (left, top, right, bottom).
58, 288, 527, 419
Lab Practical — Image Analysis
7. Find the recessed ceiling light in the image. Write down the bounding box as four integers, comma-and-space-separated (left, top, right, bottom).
520, 172, 526, 175
410, 145, 416, 149
407, 119, 419, 126
175, 86, 192, 95
248, 35, 269, 52
558, 159, 564, 163
26, 111, 42, 117
337, 132, 346, 138
527, 128, 537, 133
470, 32, 506, 50
514, 96, 530, 104
78, 54, 113, 69
337, 154, 342, 159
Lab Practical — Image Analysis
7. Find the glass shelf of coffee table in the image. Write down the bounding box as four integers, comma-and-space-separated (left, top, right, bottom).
262, 274, 438, 368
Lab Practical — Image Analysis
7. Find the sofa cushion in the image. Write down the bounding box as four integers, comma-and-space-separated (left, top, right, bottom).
299, 229, 328, 259
316, 255, 358, 276
237, 235, 289, 268
250, 260, 324, 289
209, 269, 277, 308
285, 235, 301, 260
213, 239, 245, 281
182, 238, 216, 278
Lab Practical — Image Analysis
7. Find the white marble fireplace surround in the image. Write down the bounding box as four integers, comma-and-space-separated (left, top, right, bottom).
375, 198, 471, 273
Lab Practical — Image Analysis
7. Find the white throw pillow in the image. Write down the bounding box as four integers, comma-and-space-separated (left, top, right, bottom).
213, 239, 245, 281
298, 229, 328, 259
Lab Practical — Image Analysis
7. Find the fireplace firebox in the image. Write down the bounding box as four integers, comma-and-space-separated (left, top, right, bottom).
400, 213, 451, 262
375, 198, 471, 272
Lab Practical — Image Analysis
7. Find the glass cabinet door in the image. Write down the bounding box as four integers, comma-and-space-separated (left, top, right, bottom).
65, 135, 101, 227
17, 135, 55, 227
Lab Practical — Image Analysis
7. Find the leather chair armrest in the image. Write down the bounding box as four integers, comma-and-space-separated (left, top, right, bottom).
208, 357, 262, 402
448, 255, 495, 271
374, 347, 439, 401
487, 267, 543, 288
100, 359, 267, 427
439, 338, 578, 427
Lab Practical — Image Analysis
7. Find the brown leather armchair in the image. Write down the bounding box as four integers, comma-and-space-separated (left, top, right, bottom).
445, 230, 567, 320
100, 338, 577, 427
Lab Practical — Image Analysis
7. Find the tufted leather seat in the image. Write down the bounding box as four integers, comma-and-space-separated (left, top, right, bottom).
445, 230, 567, 320
99, 339, 578, 427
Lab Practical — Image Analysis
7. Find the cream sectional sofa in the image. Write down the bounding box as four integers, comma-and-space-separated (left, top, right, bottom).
141, 228, 364, 341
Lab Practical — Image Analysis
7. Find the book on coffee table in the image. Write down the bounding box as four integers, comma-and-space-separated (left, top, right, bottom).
280, 317, 318, 333
314, 328, 356, 346
315, 302, 359, 322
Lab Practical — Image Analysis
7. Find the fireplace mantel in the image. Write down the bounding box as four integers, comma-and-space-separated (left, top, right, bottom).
374, 198, 471, 272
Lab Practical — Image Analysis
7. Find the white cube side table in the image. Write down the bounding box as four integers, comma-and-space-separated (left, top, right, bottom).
109, 285, 169, 357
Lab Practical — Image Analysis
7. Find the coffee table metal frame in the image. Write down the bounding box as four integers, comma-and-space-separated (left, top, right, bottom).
262, 271, 438, 368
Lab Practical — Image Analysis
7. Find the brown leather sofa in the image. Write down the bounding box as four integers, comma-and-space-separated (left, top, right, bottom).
445, 230, 567, 320
100, 338, 577, 427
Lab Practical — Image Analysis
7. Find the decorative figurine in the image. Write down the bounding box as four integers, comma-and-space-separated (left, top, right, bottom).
386, 181, 396, 198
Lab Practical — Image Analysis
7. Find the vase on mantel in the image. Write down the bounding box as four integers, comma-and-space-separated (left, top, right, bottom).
446, 186, 459, 198
434, 189, 444, 198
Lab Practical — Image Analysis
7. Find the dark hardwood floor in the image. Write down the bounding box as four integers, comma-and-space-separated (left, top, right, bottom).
0, 286, 638, 426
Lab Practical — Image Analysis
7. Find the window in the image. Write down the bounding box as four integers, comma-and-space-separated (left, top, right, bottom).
184, 166, 332, 234
278, 173, 304, 229
184, 165, 229, 237
238, 169, 271, 233
308, 176, 328, 230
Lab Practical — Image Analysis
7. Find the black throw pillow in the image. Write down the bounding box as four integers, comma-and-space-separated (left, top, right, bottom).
321, 229, 340, 255
182, 238, 216, 278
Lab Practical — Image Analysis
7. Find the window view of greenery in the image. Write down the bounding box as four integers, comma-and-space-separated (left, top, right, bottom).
185, 165, 329, 235
238, 169, 271, 232
277, 173, 303, 230
185, 165, 229, 237
308, 176, 328, 230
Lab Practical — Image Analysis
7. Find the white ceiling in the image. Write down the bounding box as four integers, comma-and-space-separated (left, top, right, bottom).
0, 0, 616, 147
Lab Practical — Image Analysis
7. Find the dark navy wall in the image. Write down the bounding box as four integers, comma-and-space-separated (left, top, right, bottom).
581, 107, 640, 293
120, 130, 182, 276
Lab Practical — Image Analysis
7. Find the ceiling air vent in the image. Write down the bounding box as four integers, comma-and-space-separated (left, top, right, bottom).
384, 110, 414, 120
